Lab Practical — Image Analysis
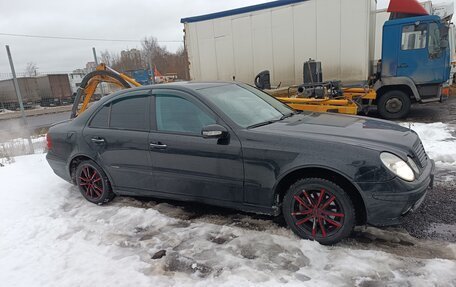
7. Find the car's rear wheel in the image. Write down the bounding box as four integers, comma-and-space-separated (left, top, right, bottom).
283, 178, 355, 245
75, 160, 115, 204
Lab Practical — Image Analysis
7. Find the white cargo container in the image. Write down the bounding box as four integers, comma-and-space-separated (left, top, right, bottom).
182, 0, 377, 86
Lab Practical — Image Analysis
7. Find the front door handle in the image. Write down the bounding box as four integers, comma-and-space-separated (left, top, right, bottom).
91, 137, 105, 144
150, 142, 167, 149
398, 63, 409, 68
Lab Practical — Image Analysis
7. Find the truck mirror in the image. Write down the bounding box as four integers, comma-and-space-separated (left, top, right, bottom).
440, 39, 449, 49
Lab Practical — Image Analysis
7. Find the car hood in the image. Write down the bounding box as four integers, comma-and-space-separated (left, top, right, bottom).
254, 112, 418, 158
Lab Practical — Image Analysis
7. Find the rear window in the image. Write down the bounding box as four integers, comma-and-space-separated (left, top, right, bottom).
89, 104, 110, 128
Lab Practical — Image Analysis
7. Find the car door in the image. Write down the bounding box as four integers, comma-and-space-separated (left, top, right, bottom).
82, 91, 153, 192
148, 88, 244, 203
397, 22, 446, 84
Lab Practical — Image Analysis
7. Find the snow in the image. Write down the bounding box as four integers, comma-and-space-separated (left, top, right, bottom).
404, 122, 456, 165
0, 136, 46, 166
0, 108, 15, 114
401, 122, 456, 182
0, 154, 455, 286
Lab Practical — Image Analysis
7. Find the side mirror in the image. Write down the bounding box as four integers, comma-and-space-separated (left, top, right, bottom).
440, 39, 449, 49
201, 124, 228, 139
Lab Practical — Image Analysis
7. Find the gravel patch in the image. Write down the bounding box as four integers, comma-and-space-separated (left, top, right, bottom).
400, 182, 456, 242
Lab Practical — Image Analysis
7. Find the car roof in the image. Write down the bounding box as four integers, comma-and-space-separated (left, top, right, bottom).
147, 81, 234, 91
95, 81, 238, 105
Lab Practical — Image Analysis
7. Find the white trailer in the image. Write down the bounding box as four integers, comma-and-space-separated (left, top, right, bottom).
181, 0, 377, 87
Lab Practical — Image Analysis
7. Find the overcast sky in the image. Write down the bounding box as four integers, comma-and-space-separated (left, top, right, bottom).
0, 0, 450, 75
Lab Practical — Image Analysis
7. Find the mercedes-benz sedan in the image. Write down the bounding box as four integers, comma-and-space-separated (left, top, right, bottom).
46, 82, 434, 244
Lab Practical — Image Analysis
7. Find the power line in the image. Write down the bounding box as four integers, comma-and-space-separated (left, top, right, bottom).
0, 32, 183, 43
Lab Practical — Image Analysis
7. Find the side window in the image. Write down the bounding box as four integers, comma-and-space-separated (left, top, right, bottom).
428, 22, 441, 57
401, 24, 428, 50
109, 96, 149, 131
89, 104, 110, 128
155, 94, 216, 134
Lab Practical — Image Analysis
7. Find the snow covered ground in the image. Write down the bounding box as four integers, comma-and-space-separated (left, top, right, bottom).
402, 122, 456, 182
0, 122, 455, 286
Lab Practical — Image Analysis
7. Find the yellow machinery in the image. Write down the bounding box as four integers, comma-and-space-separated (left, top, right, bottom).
271, 87, 377, 115
71, 64, 377, 118
70, 64, 142, 118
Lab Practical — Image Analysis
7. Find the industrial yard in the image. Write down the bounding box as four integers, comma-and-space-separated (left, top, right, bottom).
1, 0, 456, 286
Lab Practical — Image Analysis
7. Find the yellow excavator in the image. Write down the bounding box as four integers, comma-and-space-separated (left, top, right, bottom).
70, 64, 142, 118
71, 63, 377, 118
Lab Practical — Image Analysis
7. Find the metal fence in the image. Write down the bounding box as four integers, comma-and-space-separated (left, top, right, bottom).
0, 46, 72, 164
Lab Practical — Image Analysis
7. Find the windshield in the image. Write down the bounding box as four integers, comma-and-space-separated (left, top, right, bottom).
198, 83, 294, 128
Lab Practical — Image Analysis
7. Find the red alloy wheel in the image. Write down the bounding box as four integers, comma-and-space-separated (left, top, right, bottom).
78, 165, 104, 200
291, 189, 345, 239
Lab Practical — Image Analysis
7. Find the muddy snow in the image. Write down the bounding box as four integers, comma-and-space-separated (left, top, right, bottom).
0, 154, 455, 287
0, 122, 455, 286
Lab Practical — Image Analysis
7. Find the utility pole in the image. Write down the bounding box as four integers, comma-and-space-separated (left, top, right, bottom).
92, 47, 105, 97
5, 45, 34, 154
147, 50, 154, 84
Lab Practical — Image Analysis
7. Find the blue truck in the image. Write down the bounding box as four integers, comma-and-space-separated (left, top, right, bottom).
372, 0, 452, 118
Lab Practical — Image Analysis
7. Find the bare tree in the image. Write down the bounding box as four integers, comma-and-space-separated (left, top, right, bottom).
25, 62, 38, 77
95, 36, 189, 80
100, 50, 113, 66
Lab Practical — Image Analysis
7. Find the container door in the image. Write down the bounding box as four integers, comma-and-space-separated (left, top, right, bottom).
397, 22, 446, 84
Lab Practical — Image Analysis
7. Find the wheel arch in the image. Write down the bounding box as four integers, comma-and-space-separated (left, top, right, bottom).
374, 77, 420, 102
273, 166, 367, 225
68, 154, 114, 187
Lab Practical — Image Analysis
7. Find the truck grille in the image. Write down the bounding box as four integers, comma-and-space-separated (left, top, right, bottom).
413, 140, 428, 168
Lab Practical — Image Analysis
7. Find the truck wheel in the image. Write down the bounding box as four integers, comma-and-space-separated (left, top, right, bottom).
283, 178, 355, 245
377, 90, 411, 119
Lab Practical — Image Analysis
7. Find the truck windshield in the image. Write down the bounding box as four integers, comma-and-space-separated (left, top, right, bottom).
198, 83, 294, 128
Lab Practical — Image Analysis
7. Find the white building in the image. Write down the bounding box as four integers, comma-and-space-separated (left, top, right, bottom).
68, 73, 85, 94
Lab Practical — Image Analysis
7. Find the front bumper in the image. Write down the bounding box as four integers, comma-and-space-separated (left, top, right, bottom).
357, 159, 435, 226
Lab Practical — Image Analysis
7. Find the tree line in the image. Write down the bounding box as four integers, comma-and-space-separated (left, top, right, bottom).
100, 37, 189, 80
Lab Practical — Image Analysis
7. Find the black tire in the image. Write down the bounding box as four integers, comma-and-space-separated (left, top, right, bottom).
75, 160, 115, 205
283, 178, 355, 245
377, 90, 411, 120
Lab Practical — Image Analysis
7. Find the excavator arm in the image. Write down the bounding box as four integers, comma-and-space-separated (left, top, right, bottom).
70, 64, 143, 118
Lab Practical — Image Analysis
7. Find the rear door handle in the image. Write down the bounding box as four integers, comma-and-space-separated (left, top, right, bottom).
398, 63, 408, 68
150, 142, 167, 149
91, 137, 105, 144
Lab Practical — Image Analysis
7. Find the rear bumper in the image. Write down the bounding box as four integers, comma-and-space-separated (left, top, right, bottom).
46, 153, 72, 183
357, 159, 434, 226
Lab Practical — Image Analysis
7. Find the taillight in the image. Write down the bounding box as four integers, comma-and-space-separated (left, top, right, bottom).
46, 133, 52, 150
441, 87, 450, 97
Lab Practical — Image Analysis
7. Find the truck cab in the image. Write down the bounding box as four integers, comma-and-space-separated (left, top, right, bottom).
382, 15, 449, 84
374, 0, 452, 119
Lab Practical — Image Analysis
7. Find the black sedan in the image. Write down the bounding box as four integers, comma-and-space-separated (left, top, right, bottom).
46, 82, 434, 244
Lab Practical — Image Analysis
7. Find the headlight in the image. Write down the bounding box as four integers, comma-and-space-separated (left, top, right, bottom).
407, 156, 420, 175
380, 152, 415, 181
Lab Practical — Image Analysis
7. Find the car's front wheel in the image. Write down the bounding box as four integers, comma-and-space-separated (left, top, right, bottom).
283, 178, 355, 245
75, 160, 115, 204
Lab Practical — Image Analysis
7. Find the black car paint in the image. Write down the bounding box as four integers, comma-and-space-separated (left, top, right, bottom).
46, 82, 434, 226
